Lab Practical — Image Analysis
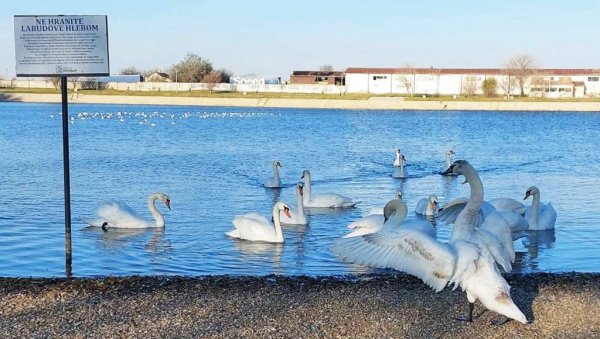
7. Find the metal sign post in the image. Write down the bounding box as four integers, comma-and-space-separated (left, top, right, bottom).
60, 76, 72, 277
14, 15, 109, 277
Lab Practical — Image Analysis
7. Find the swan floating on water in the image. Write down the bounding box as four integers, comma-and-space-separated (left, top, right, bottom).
392, 149, 406, 178
441, 149, 457, 176
264, 161, 282, 188
226, 201, 291, 243
84, 193, 171, 229
301, 170, 359, 208
415, 194, 439, 216
524, 186, 556, 230
336, 160, 526, 324
280, 183, 308, 225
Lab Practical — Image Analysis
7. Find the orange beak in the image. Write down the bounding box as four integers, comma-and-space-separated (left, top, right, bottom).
165, 199, 171, 210
283, 207, 291, 218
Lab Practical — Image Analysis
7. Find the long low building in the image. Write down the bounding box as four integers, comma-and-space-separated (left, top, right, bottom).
344, 67, 600, 97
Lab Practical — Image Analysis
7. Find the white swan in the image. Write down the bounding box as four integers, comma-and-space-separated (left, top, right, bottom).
524, 186, 556, 230
441, 149, 457, 176
226, 201, 291, 243
84, 193, 171, 229
264, 160, 282, 188
392, 149, 406, 178
345, 192, 406, 238
336, 160, 526, 324
280, 183, 308, 225
301, 170, 359, 208
415, 194, 439, 216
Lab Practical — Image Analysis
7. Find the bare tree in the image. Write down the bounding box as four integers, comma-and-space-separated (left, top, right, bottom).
462, 76, 479, 97
498, 75, 517, 98
202, 70, 223, 92
46, 77, 60, 89
319, 64, 334, 72
120, 66, 142, 75
69, 77, 80, 91
504, 54, 538, 96
170, 52, 214, 83
397, 64, 416, 96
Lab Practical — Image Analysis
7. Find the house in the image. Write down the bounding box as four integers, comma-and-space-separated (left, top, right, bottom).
289, 71, 344, 85
144, 72, 171, 82
343, 67, 600, 97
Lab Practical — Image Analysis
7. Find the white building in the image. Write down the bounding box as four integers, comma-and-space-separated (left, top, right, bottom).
344, 68, 600, 97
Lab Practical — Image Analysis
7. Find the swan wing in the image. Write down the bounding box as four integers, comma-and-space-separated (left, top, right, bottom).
402, 219, 436, 239
414, 198, 428, 215
230, 215, 276, 241
539, 203, 557, 230
437, 197, 488, 227
96, 201, 150, 228
347, 214, 384, 230
333, 229, 456, 292
476, 226, 513, 272
362, 207, 383, 217
307, 193, 356, 208
489, 198, 526, 215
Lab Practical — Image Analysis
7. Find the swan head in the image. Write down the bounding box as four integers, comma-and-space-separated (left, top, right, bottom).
156, 192, 171, 210
524, 186, 540, 200
300, 170, 310, 180
273, 160, 282, 168
441, 159, 470, 176
275, 201, 292, 218
429, 195, 439, 209
446, 149, 455, 156
395, 191, 403, 201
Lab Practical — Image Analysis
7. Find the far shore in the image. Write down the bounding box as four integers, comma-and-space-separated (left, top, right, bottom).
2, 92, 600, 111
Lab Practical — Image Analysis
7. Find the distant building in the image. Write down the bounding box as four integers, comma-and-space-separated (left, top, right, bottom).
289, 71, 344, 85
144, 72, 171, 82
344, 67, 600, 97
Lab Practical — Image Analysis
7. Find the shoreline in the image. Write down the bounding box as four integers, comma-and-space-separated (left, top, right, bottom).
2, 92, 600, 111
2, 273, 598, 337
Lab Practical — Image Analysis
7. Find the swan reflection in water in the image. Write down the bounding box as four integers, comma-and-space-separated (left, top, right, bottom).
83, 226, 171, 254
512, 229, 556, 272
232, 240, 284, 274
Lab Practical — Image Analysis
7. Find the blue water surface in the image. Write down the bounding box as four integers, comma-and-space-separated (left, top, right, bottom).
0, 102, 599, 277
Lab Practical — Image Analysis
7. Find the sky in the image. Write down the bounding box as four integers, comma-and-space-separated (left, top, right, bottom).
1, 0, 599, 78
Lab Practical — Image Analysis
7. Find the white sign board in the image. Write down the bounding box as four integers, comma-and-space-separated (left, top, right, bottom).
14, 15, 109, 77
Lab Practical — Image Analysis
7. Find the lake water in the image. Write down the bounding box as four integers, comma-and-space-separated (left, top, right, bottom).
0, 102, 599, 277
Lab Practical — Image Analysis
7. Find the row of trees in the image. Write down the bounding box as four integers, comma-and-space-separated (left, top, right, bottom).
120, 52, 232, 86
398, 54, 538, 97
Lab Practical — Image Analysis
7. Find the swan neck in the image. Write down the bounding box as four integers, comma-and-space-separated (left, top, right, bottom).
303, 175, 311, 203
529, 193, 541, 229
272, 205, 284, 242
272, 164, 280, 180
452, 165, 483, 238
296, 189, 305, 217
148, 194, 165, 228
445, 154, 452, 167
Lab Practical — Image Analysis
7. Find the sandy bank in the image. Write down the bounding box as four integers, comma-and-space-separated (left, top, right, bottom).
1, 273, 598, 338
2, 92, 600, 111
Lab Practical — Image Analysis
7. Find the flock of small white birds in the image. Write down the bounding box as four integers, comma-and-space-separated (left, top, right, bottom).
83, 147, 556, 326
51, 111, 275, 126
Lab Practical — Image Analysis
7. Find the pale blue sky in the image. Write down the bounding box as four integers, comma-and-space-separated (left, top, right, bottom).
2, 0, 599, 78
